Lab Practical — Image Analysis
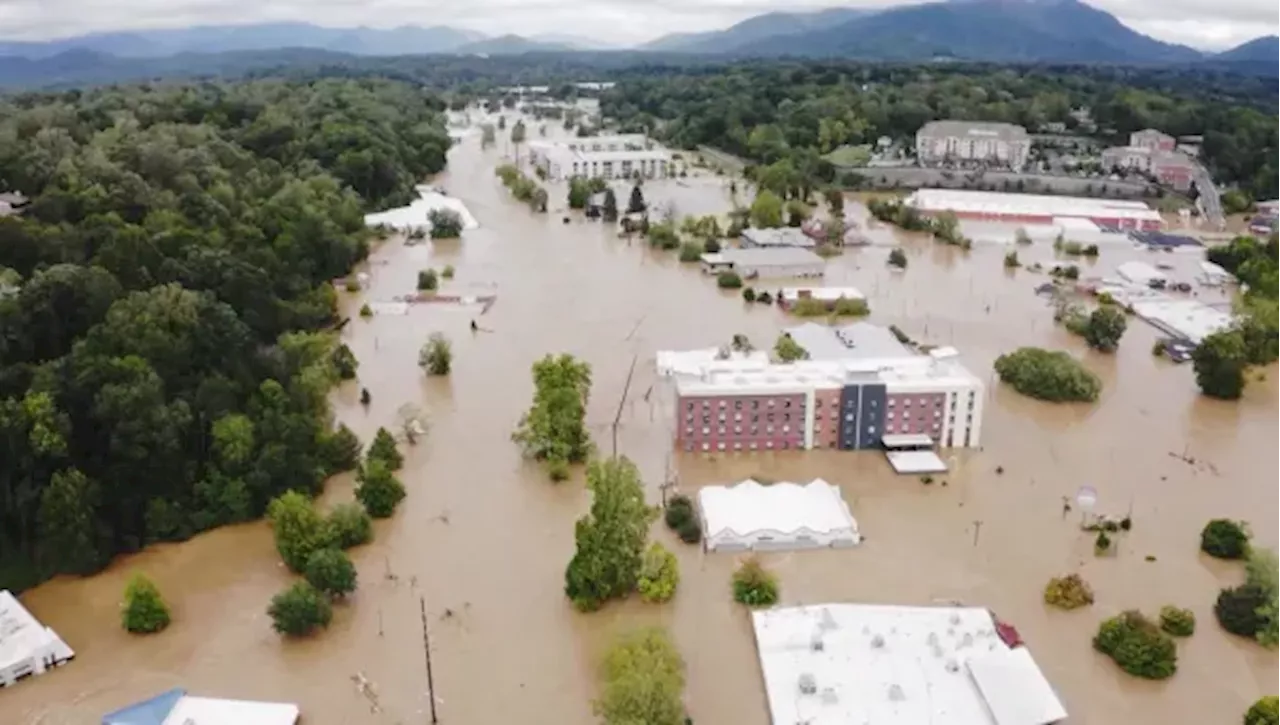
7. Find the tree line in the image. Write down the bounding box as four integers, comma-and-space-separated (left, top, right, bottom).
0, 77, 450, 591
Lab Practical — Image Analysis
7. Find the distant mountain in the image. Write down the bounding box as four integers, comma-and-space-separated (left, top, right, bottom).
0, 23, 483, 59
1214, 35, 1279, 62
730, 0, 1203, 63
643, 8, 877, 53
530, 33, 622, 51
454, 35, 574, 55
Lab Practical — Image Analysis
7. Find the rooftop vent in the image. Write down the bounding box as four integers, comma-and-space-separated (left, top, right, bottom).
871, 634, 885, 649
798, 673, 817, 694
820, 688, 839, 705
810, 632, 825, 652
888, 684, 905, 702
945, 659, 960, 674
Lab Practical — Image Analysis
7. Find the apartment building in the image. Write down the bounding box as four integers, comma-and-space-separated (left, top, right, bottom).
526, 135, 672, 181
669, 323, 984, 454
915, 121, 1031, 170
1100, 145, 1197, 191
1129, 128, 1176, 153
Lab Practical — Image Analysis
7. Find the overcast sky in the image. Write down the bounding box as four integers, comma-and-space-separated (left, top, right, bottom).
0, 0, 1275, 50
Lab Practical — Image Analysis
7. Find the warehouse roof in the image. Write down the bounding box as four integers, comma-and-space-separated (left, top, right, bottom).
917, 121, 1029, 142
706, 247, 825, 267
907, 188, 1162, 224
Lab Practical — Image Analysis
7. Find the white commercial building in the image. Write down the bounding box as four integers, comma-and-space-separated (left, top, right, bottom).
526, 135, 671, 181
915, 121, 1031, 170
906, 188, 1163, 231
740, 227, 818, 249
698, 478, 861, 552
751, 603, 1067, 725
102, 688, 300, 725
1115, 260, 1169, 287
700, 248, 826, 279
0, 590, 74, 688
656, 347, 770, 378
1130, 298, 1236, 344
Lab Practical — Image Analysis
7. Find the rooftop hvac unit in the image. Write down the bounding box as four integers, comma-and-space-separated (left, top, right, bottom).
798, 673, 817, 694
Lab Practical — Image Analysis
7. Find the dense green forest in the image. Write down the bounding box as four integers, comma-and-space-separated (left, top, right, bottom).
0, 78, 450, 590
598, 63, 1279, 200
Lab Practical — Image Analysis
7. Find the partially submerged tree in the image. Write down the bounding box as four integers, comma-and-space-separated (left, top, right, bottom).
417, 268, 439, 292
1043, 573, 1094, 610
326, 502, 373, 549
732, 557, 780, 606
512, 354, 593, 470
637, 542, 680, 604
1083, 306, 1128, 352
773, 333, 809, 362
1093, 610, 1177, 680
1193, 329, 1249, 400
268, 581, 333, 637
564, 458, 656, 611
594, 627, 687, 725
1201, 519, 1250, 559
304, 548, 358, 598
888, 247, 908, 268
267, 491, 330, 572
122, 573, 171, 634
428, 209, 464, 239
749, 190, 784, 228
355, 460, 407, 518
367, 427, 404, 469
419, 332, 453, 375
994, 347, 1101, 402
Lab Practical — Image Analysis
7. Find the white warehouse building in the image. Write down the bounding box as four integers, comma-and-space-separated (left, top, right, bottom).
527, 135, 672, 181
1, 590, 75, 688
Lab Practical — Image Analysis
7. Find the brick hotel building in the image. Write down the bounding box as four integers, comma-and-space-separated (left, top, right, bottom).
667, 323, 984, 454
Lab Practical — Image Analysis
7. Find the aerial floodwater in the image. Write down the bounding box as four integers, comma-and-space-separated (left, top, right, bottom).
5, 118, 1277, 725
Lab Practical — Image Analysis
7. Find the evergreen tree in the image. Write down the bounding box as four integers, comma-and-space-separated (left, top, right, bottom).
367, 427, 404, 469
355, 460, 407, 518
626, 184, 646, 214
122, 572, 171, 634
564, 458, 656, 611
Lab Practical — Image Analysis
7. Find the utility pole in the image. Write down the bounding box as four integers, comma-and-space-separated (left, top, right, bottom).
611, 354, 638, 458
971, 520, 983, 547
420, 597, 439, 724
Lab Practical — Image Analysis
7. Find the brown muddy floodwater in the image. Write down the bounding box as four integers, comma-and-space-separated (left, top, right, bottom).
5, 117, 1277, 725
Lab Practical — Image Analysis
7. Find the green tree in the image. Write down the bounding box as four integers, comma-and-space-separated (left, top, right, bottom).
888, 247, 908, 268
122, 572, 171, 634
36, 468, 104, 575
626, 184, 646, 214
594, 627, 686, 725
1246, 548, 1279, 647
647, 222, 680, 250
602, 188, 619, 222
267, 491, 331, 572
417, 268, 439, 291
1245, 696, 1279, 725
1004, 250, 1020, 269
824, 188, 845, 215
716, 271, 744, 289
419, 333, 452, 375
512, 354, 593, 467
1193, 330, 1249, 400
511, 119, 527, 144
325, 502, 373, 549
1202, 519, 1251, 559
481, 124, 496, 148
1084, 306, 1128, 352
773, 333, 808, 362
332, 343, 358, 380
428, 209, 464, 239
1093, 610, 1177, 679
564, 458, 656, 611
1216, 584, 1269, 639
994, 347, 1101, 402
355, 460, 407, 518
663, 495, 702, 544
368, 427, 404, 469
268, 581, 333, 636
637, 542, 680, 604
319, 423, 362, 474
1158, 605, 1196, 637
678, 241, 704, 263
568, 177, 591, 209
750, 190, 784, 228
732, 557, 780, 606
304, 548, 358, 598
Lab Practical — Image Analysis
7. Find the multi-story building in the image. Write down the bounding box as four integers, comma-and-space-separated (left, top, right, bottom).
526, 135, 672, 181
1100, 145, 1197, 192
915, 121, 1031, 170
669, 323, 984, 454
1130, 129, 1176, 153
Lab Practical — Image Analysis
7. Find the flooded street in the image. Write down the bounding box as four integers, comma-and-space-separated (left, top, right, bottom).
5, 119, 1277, 725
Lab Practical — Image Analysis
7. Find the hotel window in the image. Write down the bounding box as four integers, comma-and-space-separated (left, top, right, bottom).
934, 411, 941, 418
768, 399, 776, 408
734, 413, 742, 422
717, 442, 726, 451
767, 425, 775, 433
701, 400, 709, 409
830, 412, 839, 421
734, 425, 742, 434
766, 441, 774, 449
781, 441, 790, 450
684, 442, 693, 452
904, 399, 911, 407
718, 413, 726, 422
717, 426, 726, 435
719, 400, 727, 408
702, 427, 710, 435
752, 400, 760, 409
749, 442, 758, 450
702, 415, 709, 424
685, 413, 693, 422
887, 399, 895, 407
845, 413, 854, 422
751, 426, 759, 435
783, 413, 791, 422
767, 413, 775, 423
815, 399, 823, 409
752, 414, 760, 423
684, 427, 692, 435
734, 442, 742, 450
868, 426, 877, 434
686, 402, 694, 411
784, 400, 792, 408
783, 425, 791, 433
734, 400, 742, 410
814, 425, 822, 434
887, 411, 895, 419
701, 442, 710, 451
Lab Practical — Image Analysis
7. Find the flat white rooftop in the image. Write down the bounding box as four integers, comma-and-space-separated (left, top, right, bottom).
886, 450, 949, 474
1115, 260, 1167, 286
751, 604, 1067, 725
908, 188, 1161, 224
781, 287, 865, 302
1, 589, 74, 684
699, 479, 860, 552
656, 348, 770, 377
363, 186, 479, 233
103, 688, 300, 725
1131, 297, 1235, 344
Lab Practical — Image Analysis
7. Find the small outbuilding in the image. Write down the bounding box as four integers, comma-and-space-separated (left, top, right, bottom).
698, 478, 861, 553
700, 247, 825, 279
0, 590, 75, 689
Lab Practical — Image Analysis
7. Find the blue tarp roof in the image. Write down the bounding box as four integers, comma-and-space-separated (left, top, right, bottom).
102, 688, 186, 725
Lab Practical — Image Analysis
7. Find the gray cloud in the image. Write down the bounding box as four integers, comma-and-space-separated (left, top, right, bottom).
0, 0, 1274, 49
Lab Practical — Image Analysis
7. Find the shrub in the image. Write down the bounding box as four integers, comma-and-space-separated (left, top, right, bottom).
304, 548, 358, 598
122, 573, 171, 634
268, 582, 333, 636
790, 297, 830, 317
773, 333, 808, 362
355, 461, 407, 518
595, 628, 686, 725
1093, 610, 1177, 680
1084, 306, 1128, 352
547, 458, 571, 482
637, 543, 680, 603
417, 268, 439, 291
732, 557, 780, 607
832, 297, 869, 317
888, 248, 907, 268
717, 271, 743, 289
1246, 548, 1279, 647
1083, 244, 1100, 257
367, 427, 403, 470
1043, 574, 1094, 610
359, 302, 373, 318
994, 347, 1102, 402
648, 222, 680, 250
326, 502, 373, 549
678, 241, 704, 263
756, 291, 774, 305
1095, 530, 1113, 555
742, 287, 757, 303
1245, 696, 1279, 725
1215, 584, 1269, 638
419, 332, 452, 375
344, 279, 361, 292
664, 496, 702, 544
1201, 519, 1250, 559
428, 208, 463, 239
1159, 605, 1196, 637
441, 264, 455, 279
332, 343, 358, 380
267, 491, 330, 572
1004, 250, 1020, 268
320, 423, 362, 474
704, 238, 722, 253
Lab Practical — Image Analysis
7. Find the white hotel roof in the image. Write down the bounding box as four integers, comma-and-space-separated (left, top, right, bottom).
751, 604, 1067, 725
908, 188, 1163, 223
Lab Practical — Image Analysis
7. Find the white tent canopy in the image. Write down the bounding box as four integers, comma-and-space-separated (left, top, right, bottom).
698, 479, 860, 552
364, 186, 479, 233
